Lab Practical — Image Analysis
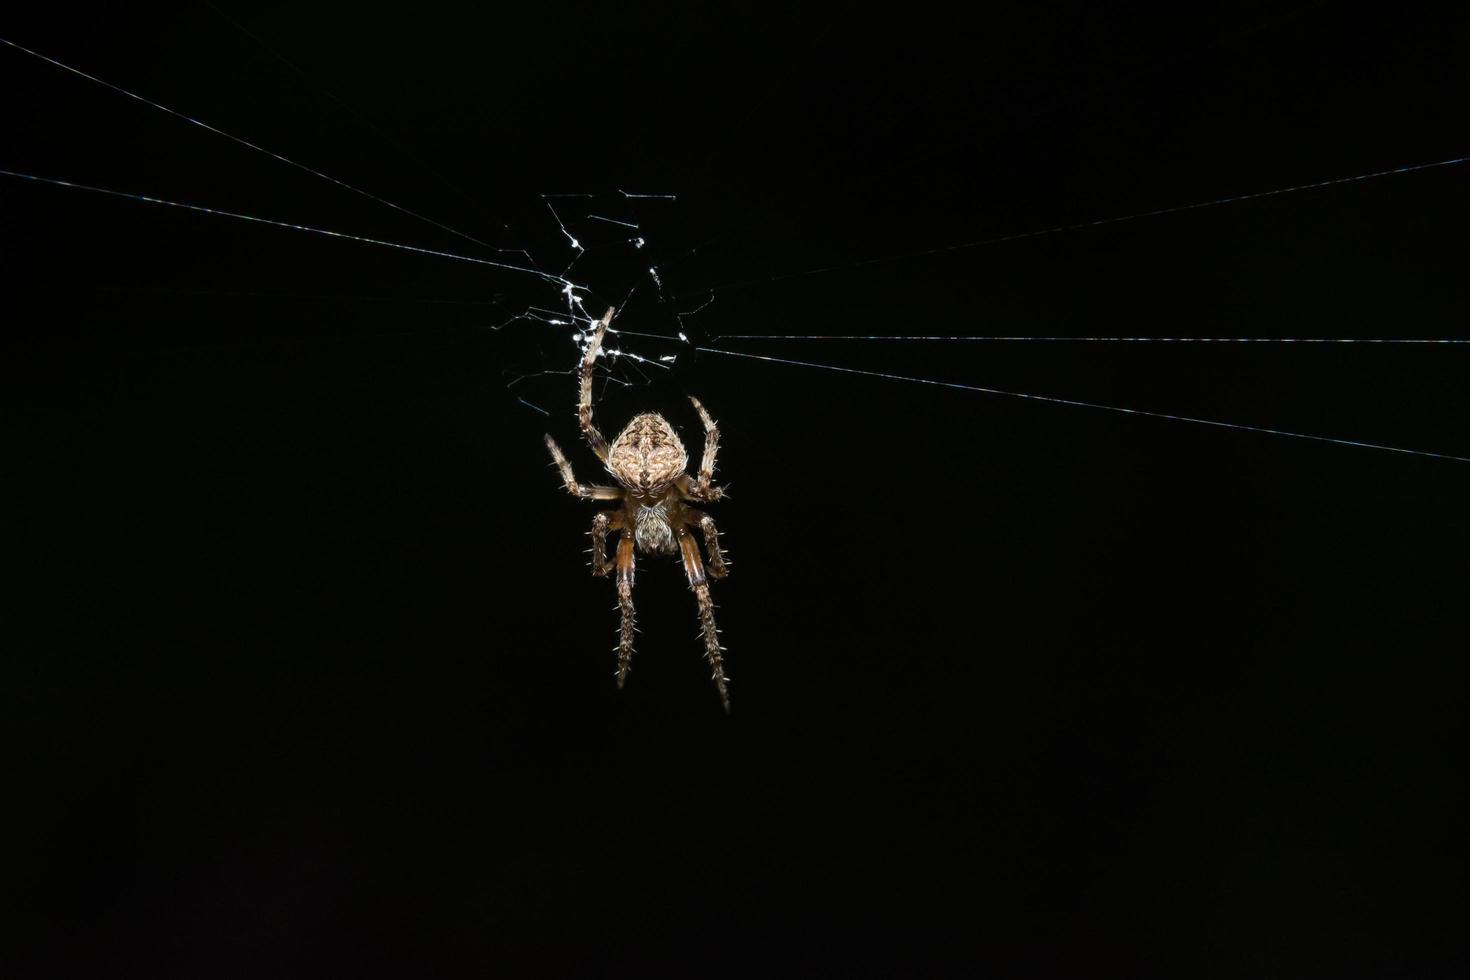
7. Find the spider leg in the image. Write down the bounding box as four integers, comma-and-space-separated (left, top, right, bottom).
578, 308, 615, 464
590, 511, 624, 576
615, 532, 637, 689
544, 434, 622, 500
682, 508, 728, 579
677, 527, 730, 713
687, 395, 725, 501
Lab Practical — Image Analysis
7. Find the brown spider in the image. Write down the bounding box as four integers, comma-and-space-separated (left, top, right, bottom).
543, 308, 732, 711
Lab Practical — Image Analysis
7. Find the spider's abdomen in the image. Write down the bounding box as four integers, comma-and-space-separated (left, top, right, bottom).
633, 499, 678, 555
609, 413, 688, 492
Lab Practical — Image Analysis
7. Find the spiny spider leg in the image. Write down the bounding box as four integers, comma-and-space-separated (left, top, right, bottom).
677, 527, 730, 712
578, 308, 616, 463
683, 508, 728, 579
547, 305, 733, 710
544, 434, 623, 500
615, 533, 637, 689
590, 511, 623, 576
687, 395, 724, 501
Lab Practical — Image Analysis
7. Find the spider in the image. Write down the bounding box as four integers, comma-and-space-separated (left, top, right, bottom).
543, 308, 732, 711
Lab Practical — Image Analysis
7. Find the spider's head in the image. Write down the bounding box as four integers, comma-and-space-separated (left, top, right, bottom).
609, 412, 687, 494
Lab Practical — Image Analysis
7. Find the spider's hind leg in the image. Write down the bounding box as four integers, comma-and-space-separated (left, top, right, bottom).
590, 511, 624, 576
677, 527, 730, 712
615, 533, 637, 689
683, 508, 727, 579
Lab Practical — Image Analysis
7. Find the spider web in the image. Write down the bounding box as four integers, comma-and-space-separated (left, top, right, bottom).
3, 11, 1468, 465
7, 11, 1470, 975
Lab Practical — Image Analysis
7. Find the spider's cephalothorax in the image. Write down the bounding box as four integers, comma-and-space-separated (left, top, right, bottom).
543, 308, 732, 711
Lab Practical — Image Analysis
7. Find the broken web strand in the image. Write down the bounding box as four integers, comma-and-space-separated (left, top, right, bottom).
587, 195, 693, 379
497, 192, 691, 415
0, 34, 515, 256
499, 298, 684, 417
588, 214, 641, 230
506, 364, 644, 418
544, 201, 589, 279
542, 191, 678, 301
507, 341, 677, 418
697, 346, 1470, 464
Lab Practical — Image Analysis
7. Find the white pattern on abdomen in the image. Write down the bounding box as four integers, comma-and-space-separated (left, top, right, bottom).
634, 501, 677, 554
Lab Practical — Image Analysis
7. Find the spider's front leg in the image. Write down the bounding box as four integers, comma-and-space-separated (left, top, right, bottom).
687, 396, 725, 501
677, 527, 730, 712
578, 308, 615, 463
544, 434, 622, 500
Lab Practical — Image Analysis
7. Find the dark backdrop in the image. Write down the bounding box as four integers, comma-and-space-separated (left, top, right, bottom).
4, 3, 1468, 977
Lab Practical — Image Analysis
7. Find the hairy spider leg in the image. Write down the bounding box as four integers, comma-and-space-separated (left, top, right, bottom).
677, 527, 730, 712
687, 395, 724, 501
683, 508, 727, 579
549, 306, 733, 708
615, 533, 637, 688
578, 308, 616, 464
544, 434, 623, 499
590, 511, 624, 576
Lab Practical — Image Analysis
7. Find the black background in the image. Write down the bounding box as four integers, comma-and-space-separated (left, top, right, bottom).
4, 3, 1468, 977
